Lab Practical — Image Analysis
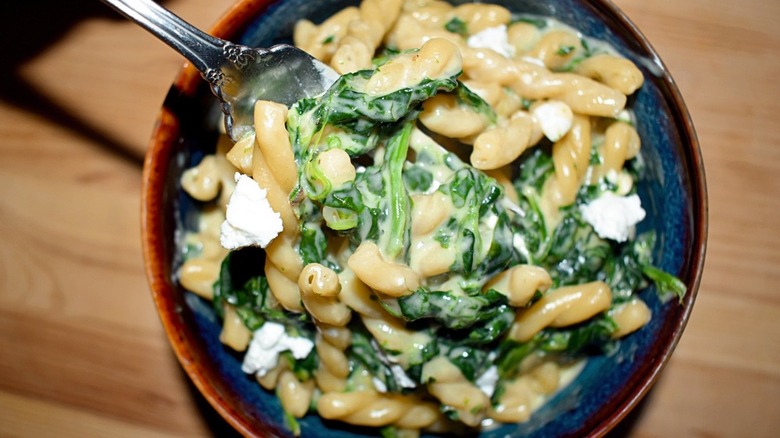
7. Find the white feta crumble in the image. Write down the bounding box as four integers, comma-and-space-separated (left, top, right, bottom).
241, 322, 314, 377
580, 192, 646, 242
467, 25, 515, 58
476, 366, 499, 397
532, 100, 574, 142
220, 173, 283, 250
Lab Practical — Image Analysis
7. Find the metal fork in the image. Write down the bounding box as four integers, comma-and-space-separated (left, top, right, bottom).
100, 0, 339, 141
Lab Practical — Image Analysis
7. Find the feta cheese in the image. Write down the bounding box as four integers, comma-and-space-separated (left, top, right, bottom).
220, 173, 283, 250
476, 366, 499, 397
467, 25, 515, 58
532, 100, 574, 142
241, 322, 314, 377
580, 192, 646, 242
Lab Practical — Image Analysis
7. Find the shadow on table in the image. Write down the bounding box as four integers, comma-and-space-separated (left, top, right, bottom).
182, 368, 243, 437
604, 387, 656, 438
0, 0, 172, 167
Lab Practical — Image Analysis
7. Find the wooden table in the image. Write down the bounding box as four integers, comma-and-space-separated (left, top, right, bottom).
1, 0, 778, 436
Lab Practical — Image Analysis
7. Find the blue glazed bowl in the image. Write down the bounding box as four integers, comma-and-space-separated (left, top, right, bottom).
142, 0, 707, 436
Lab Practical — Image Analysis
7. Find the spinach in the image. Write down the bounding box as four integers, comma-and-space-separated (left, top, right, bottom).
509, 149, 556, 263
629, 232, 686, 303
213, 249, 268, 322
348, 322, 438, 391
556, 45, 576, 56
213, 249, 312, 333
496, 315, 617, 380
643, 265, 687, 303
445, 17, 468, 36
383, 123, 414, 260
546, 208, 612, 288
455, 82, 497, 126
349, 329, 406, 393
439, 168, 518, 279
440, 342, 492, 382
511, 151, 676, 298
397, 288, 513, 345
511, 16, 548, 29
305, 68, 459, 137
372, 47, 402, 67
299, 221, 328, 266
320, 184, 365, 232
403, 164, 433, 192
515, 147, 555, 194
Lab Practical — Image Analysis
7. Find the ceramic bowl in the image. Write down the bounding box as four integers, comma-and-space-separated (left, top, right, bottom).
142, 0, 707, 436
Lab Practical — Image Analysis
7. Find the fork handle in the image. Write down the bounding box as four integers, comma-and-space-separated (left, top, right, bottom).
99, 0, 226, 73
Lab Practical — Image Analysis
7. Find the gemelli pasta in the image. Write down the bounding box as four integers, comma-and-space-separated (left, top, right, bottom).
177, 1, 686, 435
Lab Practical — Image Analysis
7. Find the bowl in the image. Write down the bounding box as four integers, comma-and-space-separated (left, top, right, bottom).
141, 0, 707, 436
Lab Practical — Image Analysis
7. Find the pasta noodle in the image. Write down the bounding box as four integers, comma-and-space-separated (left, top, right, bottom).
509, 281, 613, 343
175, 2, 686, 435
347, 241, 422, 297
298, 263, 352, 326
422, 356, 490, 427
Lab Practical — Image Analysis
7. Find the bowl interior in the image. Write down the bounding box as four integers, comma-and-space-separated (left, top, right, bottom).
143, 0, 706, 436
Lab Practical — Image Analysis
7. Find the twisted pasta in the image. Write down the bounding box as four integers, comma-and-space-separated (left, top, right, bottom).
298, 263, 352, 326
509, 281, 613, 342
330, 0, 403, 73
347, 241, 421, 297
422, 356, 490, 427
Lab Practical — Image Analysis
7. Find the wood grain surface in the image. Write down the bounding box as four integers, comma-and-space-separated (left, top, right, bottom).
1, 0, 778, 436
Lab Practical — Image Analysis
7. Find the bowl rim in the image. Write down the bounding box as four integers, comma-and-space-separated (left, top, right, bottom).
140, 0, 708, 436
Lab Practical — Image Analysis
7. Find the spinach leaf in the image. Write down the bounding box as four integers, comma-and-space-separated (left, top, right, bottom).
630, 232, 686, 303
213, 249, 310, 332
323, 184, 365, 231
403, 164, 433, 192
398, 288, 513, 345
546, 208, 612, 288
349, 329, 406, 393
511, 16, 548, 29
445, 17, 468, 36
348, 322, 437, 391
299, 222, 328, 266
496, 315, 617, 380
383, 123, 414, 260
510, 149, 555, 263
643, 265, 686, 303
455, 82, 497, 125
440, 168, 518, 279
440, 342, 492, 382
313, 69, 459, 135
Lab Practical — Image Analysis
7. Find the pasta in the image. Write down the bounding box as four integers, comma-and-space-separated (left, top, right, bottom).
176, 1, 687, 435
